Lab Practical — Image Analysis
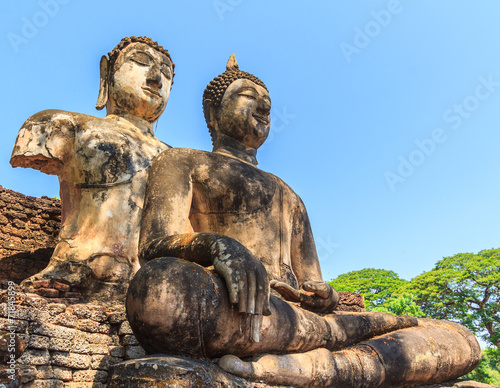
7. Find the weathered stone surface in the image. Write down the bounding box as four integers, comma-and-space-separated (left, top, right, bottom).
46, 304, 67, 316
27, 334, 50, 350
91, 354, 122, 370
337, 291, 366, 312
35, 366, 72, 382
0, 288, 145, 386
107, 355, 288, 388
108, 346, 125, 357
51, 352, 91, 369
53, 313, 78, 328
0, 317, 28, 332
18, 348, 50, 365
20, 364, 38, 383
48, 338, 73, 352
118, 320, 133, 335
121, 334, 138, 346
107, 311, 126, 325
87, 343, 109, 355
0, 365, 21, 386
53, 366, 73, 382
82, 332, 114, 345
0, 330, 26, 362
36, 365, 53, 380
30, 323, 77, 340
63, 383, 105, 388
72, 369, 108, 382
124, 345, 146, 359
108, 356, 496, 388
75, 319, 111, 335
24, 380, 64, 388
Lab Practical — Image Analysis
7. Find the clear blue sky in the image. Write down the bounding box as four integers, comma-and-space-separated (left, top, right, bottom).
2, 1, 500, 282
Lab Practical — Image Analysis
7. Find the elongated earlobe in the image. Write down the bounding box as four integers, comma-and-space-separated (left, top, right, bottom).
96, 56, 109, 110
208, 105, 217, 130
208, 105, 219, 145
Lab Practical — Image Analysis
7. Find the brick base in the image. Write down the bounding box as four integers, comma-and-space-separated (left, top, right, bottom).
0, 283, 144, 387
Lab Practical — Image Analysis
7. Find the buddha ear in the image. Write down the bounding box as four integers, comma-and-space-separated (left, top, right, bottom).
208, 105, 218, 130
95, 55, 109, 110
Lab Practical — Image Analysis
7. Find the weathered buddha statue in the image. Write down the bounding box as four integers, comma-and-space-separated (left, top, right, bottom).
126, 56, 481, 387
10, 36, 173, 302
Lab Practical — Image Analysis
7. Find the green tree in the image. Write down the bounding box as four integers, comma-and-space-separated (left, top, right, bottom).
372, 293, 424, 317
329, 268, 410, 311
410, 248, 500, 349
465, 348, 500, 386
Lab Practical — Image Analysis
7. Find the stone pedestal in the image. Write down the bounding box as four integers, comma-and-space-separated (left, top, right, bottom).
0, 286, 145, 387
107, 355, 495, 388
107, 355, 288, 388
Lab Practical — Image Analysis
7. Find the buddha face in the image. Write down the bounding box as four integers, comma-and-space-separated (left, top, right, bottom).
216, 79, 271, 149
108, 42, 173, 123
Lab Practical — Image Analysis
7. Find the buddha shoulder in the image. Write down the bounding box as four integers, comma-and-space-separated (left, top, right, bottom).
153, 147, 213, 169
11, 110, 89, 173
20, 110, 103, 130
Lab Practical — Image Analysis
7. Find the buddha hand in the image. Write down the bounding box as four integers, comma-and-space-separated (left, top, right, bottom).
270, 280, 339, 313
211, 236, 272, 317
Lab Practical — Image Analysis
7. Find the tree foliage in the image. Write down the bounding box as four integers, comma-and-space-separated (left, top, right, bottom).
372, 293, 424, 317
329, 250, 500, 385
410, 248, 500, 349
329, 268, 411, 311
464, 348, 500, 386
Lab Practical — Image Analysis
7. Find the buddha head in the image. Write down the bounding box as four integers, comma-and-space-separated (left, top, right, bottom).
96, 36, 175, 123
203, 55, 271, 150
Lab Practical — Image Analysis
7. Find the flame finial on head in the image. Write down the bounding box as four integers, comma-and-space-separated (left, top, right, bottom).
226, 54, 239, 71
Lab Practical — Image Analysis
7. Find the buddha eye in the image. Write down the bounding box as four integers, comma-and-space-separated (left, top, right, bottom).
238, 93, 257, 100
129, 52, 152, 66
161, 64, 172, 80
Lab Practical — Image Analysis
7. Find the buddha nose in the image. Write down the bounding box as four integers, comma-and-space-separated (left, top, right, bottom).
257, 100, 271, 117
146, 63, 162, 89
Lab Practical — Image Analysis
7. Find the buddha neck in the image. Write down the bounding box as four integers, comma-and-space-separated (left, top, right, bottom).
213, 134, 258, 166
105, 108, 155, 136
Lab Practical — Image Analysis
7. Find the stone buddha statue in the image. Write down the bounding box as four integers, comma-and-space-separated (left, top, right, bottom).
126, 56, 480, 387
10, 36, 173, 302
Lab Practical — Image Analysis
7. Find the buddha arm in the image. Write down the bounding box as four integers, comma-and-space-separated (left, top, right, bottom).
138, 150, 227, 267
139, 149, 196, 253
272, 196, 339, 313
290, 197, 324, 286
10, 109, 75, 175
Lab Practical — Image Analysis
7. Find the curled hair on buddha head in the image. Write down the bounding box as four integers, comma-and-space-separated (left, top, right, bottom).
108, 36, 175, 80
202, 54, 268, 144
96, 36, 175, 110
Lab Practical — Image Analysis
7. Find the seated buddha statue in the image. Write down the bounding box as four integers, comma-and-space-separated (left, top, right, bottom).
126, 55, 480, 387
10, 36, 173, 302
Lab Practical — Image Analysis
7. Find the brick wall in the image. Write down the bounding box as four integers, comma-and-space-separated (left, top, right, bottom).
0, 186, 61, 283
0, 285, 145, 387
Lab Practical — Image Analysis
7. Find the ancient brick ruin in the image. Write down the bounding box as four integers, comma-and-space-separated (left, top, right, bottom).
1, 286, 144, 387
0, 186, 60, 283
